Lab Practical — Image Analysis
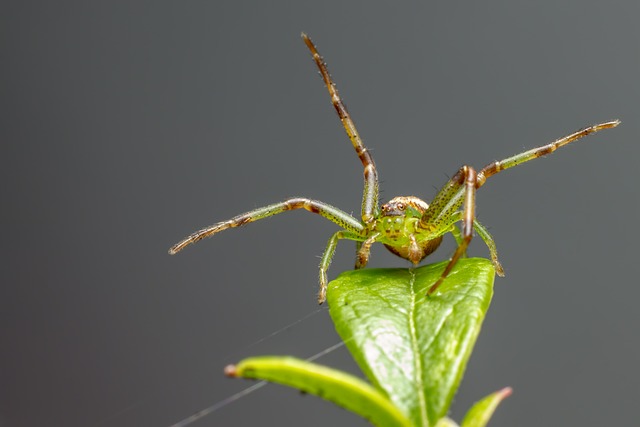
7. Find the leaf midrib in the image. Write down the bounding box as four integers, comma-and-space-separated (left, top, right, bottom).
408, 269, 429, 427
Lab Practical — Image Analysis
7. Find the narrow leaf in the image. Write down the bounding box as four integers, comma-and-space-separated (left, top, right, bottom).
226, 356, 413, 427
460, 387, 512, 427
327, 258, 495, 426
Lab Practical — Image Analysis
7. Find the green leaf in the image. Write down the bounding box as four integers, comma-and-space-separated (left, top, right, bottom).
327, 258, 495, 427
434, 417, 460, 427
460, 387, 512, 427
226, 356, 413, 427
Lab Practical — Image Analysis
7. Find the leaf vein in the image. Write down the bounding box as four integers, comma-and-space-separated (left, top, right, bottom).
408, 269, 429, 426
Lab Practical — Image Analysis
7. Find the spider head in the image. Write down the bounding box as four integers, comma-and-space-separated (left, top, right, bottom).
380, 196, 429, 218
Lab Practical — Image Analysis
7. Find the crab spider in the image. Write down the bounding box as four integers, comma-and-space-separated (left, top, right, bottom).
169, 33, 619, 304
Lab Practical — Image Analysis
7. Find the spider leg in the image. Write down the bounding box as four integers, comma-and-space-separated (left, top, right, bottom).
354, 241, 363, 268
473, 219, 504, 276
169, 198, 364, 254
420, 167, 469, 230
427, 166, 477, 295
302, 33, 379, 224
450, 217, 503, 273
420, 120, 620, 295
476, 120, 620, 187
450, 225, 466, 256
355, 232, 381, 269
319, 230, 366, 304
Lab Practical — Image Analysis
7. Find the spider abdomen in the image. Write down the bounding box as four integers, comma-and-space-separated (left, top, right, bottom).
383, 236, 443, 264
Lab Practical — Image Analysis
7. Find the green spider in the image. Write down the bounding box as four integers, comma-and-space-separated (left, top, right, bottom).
169, 33, 619, 304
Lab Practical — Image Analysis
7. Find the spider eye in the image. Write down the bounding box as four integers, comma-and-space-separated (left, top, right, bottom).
397, 203, 405, 210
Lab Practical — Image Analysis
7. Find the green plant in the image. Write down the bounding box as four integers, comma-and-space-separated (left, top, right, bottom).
226, 258, 509, 426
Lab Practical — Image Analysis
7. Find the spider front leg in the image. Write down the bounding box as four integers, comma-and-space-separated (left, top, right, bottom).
476, 120, 620, 187
169, 197, 364, 254
426, 166, 478, 295
421, 120, 619, 295
302, 33, 380, 225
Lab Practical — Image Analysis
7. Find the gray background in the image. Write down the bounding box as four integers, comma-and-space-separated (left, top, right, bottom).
2, 1, 639, 426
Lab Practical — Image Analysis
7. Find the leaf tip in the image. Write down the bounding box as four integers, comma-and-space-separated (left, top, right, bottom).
224, 364, 238, 377
497, 387, 513, 400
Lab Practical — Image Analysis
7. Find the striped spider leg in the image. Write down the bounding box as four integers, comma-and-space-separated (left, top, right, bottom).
301, 33, 379, 224
170, 33, 620, 303
169, 199, 367, 303
170, 34, 378, 304
421, 119, 620, 295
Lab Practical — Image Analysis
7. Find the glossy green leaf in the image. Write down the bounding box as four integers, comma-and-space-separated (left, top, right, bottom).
460, 387, 512, 427
327, 258, 495, 427
227, 356, 413, 427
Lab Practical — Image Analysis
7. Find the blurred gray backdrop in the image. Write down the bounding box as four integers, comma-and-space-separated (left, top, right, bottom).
2, 1, 639, 426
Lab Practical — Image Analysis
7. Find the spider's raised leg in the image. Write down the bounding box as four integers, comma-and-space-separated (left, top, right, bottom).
476, 120, 620, 187
425, 166, 478, 295
319, 230, 366, 304
421, 120, 619, 295
302, 33, 379, 224
169, 198, 364, 254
